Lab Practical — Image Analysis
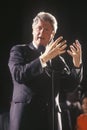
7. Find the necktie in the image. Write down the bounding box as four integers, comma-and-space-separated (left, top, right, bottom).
37, 45, 45, 54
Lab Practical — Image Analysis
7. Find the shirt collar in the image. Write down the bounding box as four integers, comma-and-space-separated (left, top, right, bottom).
32, 42, 38, 49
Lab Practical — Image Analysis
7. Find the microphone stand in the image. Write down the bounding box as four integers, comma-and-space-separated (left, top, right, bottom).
51, 70, 62, 130
51, 70, 55, 130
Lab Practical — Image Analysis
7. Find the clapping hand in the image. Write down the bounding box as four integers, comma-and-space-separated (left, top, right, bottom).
67, 40, 82, 68
40, 36, 67, 63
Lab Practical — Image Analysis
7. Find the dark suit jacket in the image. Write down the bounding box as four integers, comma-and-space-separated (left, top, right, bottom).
8, 42, 83, 130
8, 42, 83, 103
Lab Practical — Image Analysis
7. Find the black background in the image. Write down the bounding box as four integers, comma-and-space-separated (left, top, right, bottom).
0, 0, 87, 112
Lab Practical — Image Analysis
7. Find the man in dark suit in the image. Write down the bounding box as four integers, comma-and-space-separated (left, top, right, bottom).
8, 11, 83, 130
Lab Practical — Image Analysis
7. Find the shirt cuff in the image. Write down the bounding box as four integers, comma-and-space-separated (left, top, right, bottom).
39, 57, 47, 68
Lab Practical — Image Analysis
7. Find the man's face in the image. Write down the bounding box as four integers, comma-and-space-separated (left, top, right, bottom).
32, 19, 54, 47
82, 98, 87, 113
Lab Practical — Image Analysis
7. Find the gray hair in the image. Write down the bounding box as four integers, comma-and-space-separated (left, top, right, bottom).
32, 11, 58, 33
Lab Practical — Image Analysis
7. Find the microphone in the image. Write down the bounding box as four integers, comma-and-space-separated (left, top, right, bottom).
59, 56, 70, 75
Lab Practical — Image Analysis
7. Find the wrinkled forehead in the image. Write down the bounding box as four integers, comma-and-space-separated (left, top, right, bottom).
34, 19, 54, 30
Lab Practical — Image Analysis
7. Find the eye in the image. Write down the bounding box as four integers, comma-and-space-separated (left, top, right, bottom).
44, 28, 49, 31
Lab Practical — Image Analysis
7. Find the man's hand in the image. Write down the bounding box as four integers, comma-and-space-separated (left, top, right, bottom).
67, 40, 82, 68
40, 36, 67, 63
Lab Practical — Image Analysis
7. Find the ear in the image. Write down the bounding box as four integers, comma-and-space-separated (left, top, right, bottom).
51, 31, 55, 40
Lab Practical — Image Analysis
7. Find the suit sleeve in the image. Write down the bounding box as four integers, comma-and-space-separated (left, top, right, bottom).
8, 45, 44, 83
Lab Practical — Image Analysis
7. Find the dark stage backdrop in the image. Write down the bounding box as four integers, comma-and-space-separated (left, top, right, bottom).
0, 0, 87, 112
